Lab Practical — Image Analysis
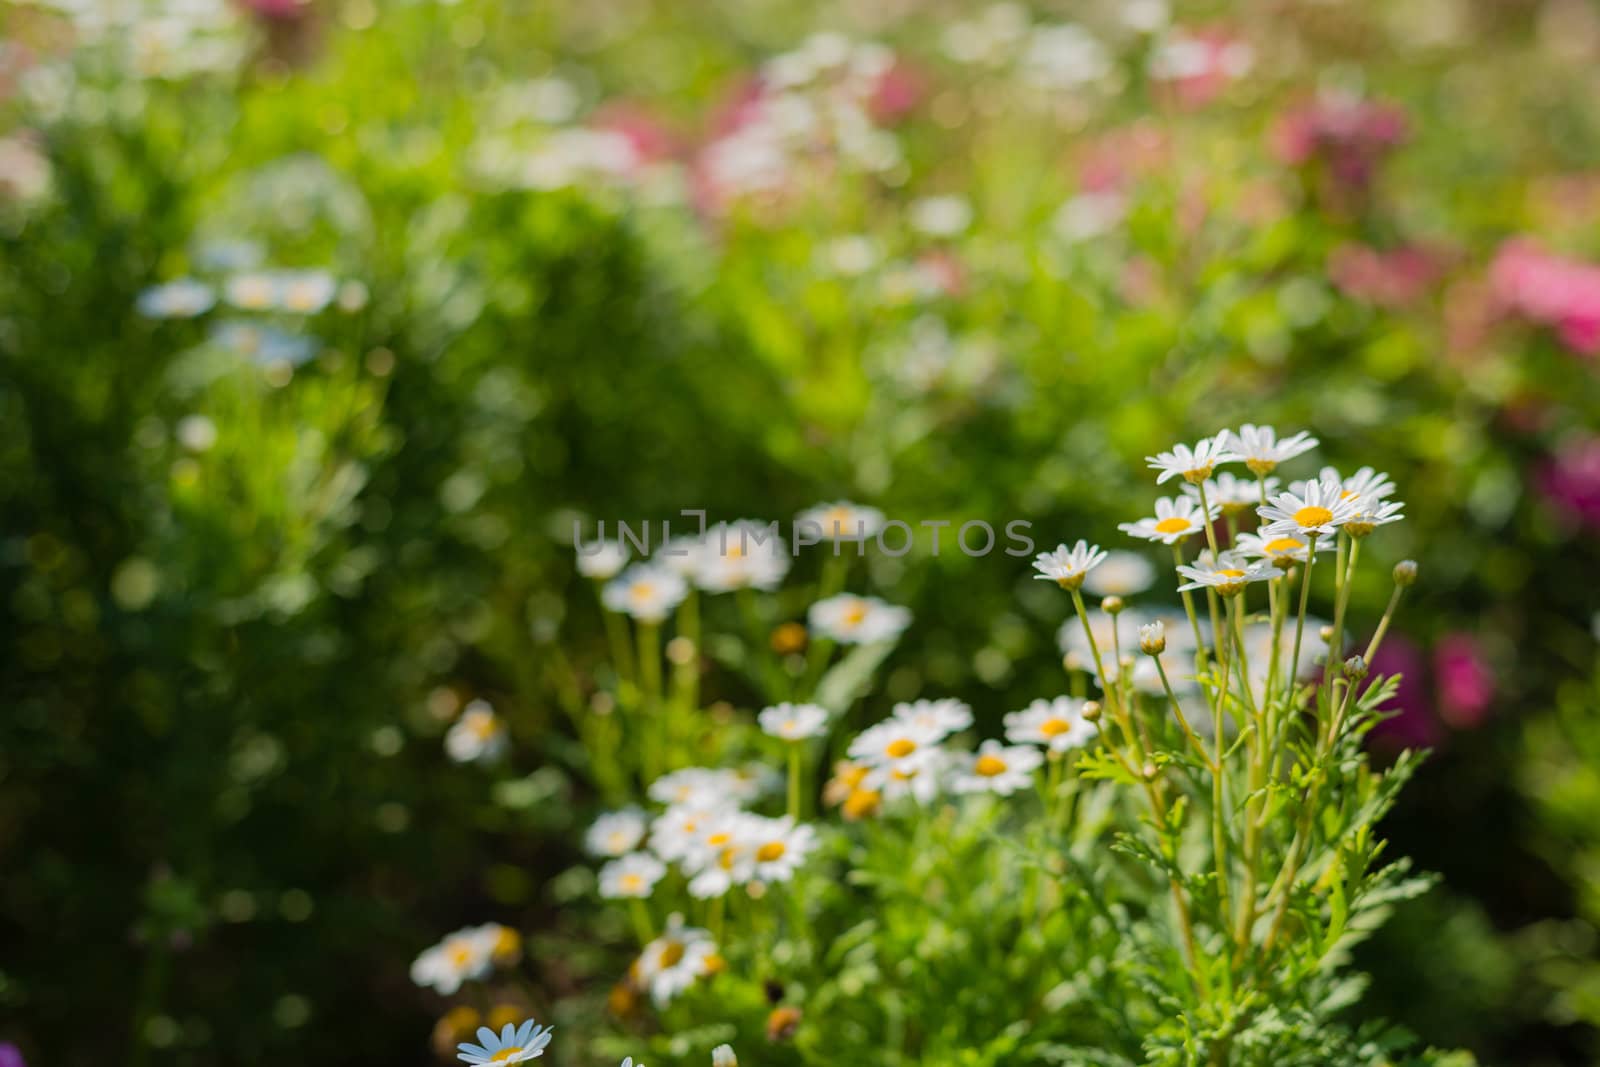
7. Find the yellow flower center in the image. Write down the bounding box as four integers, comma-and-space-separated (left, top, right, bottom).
490, 1049, 526, 1062
1293, 505, 1333, 527
1039, 718, 1070, 737
284, 283, 321, 311
756, 841, 787, 862
974, 754, 1008, 777
842, 602, 868, 627
1215, 568, 1246, 578
631, 582, 656, 602
468, 713, 497, 740
718, 847, 738, 870
885, 738, 917, 758
1153, 516, 1192, 534
706, 832, 731, 846
659, 940, 686, 968
619, 873, 644, 892
1263, 537, 1304, 555
448, 943, 475, 968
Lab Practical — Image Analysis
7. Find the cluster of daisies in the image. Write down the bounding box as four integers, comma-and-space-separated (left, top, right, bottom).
579, 504, 911, 645
1037, 426, 1403, 596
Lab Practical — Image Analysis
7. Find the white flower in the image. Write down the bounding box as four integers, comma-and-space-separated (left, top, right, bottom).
908, 194, 973, 237
1082, 550, 1156, 597
602, 564, 689, 623
1258, 480, 1360, 539
576, 540, 630, 580
951, 739, 1043, 796
866, 749, 948, 804
1138, 620, 1166, 656
759, 702, 831, 741
175, 414, 218, 452
1343, 497, 1405, 538
711, 1046, 738, 1067
223, 271, 279, 311
1118, 495, 1216, 544
648, 767, 756, 810
445, 700, 507, 764
136, 278, 214, 318
648, 805, 724, 862
636, 915, 720, 1006
1226, 424, 1318, 476
744, 817, 818, 884
1176, 550, 1274, 596
455, 1019, 553, 1065
795, 501, 886, 541
1181, 471, 1279, 515
599, 852, 667, 899
890, 697, 973, 741
586, 809, 649, 857
1145, 433, 1238, 485
1295, 465, 1397, 505
848, 718, 942, 773
277, 269, 337, 314
808, 594, 912, 644
1031, 540, 1108, 590
411, 927, 496, 994
1004, 697, 1097, 753
692, 520, 791, 593
1234, 531, 1310, 567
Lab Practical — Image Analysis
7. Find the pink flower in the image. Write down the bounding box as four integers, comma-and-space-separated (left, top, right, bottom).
1489, 239, 1600, 356
1270, 95, 1408, 188
868, 59, 926, 124
591, 103, 679, 172
1434, 634, 1495, 729
1149, 28, 1254, 110
1329, 244, 1440, 308
1366, 636, 1440, 750
1538, 434, 1600, 530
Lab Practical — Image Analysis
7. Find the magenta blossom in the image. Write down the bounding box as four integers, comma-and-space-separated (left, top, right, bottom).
1271, 94, 1408, 190
1329, 244, 1441, 308
0, 1043, 24, 1067
1538, 434, 1600, 530
1489, 239, 1600, 357
1434, 634, 1496, 729
1366, 636, 1439, 749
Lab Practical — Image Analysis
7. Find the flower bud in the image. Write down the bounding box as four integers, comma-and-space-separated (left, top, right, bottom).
1102, 595, 1125, 615
1343, 655, 1368, 680
1081, 700, 1102, 723
1318, 625, 1334, 643
1141, 762, 1159, 782
1138, 620, 1166, 656
1393, 559, 1418, 587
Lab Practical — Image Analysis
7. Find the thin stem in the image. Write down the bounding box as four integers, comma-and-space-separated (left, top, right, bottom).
787, 743, 803, 821
1154, 655, 1213, 770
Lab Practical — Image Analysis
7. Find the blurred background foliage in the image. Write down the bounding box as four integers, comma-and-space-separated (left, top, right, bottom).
0, 0, 1598, 1063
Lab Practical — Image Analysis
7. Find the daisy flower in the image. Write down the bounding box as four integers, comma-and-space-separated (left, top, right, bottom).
223, 271, 280, 311
1234, 531, 1310, 568
599, 852, 667, 899
1227, 424, 1318, 476
602, 564, 688, 623
1258, 480, 1360, 539
1004, 697, 1098, 753
278, 269, 337, 314
648, 805, 723, 862
951, 739, 1043, 796
136, 278, 215, 318
1082, 550, 1157, 596
890, 697, 974, 741
586, 809, 649, 857
445, 700, 507, 764
456, 1019, 553, 1065
1145, 433, 1238, 485
808, 594, 912, 644
1343, 497, 1405, 538
1176, 550, 1274, 596
411, 927, 495, 994
1118, 496, 1216, 544
848, 718, 942, 774
796, 501, 886, 541
745, 817, 818, 884
1296, 465, 1397, 505
1031, 540, 1108, 590
866, 750, 948, 804
576, 540, 630, 580
636, 916, 720, 1006
1138, 620, 1166, 656
1181, 471, 1279, 515
758, 702, 830, 741
692, 520, 791, 592
648, 767, 750, 809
